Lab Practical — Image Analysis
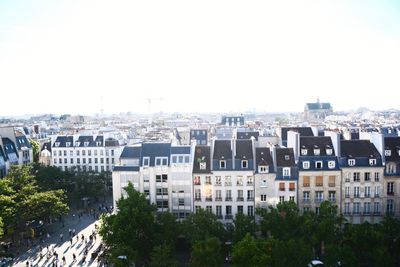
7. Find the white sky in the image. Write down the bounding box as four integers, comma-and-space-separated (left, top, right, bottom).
0, 0, 399, 116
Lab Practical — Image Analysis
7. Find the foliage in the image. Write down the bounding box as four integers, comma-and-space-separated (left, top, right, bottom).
149, 243, 178, 267
233, 213, 256, 244
29, 139, 40, 163
232, 233, 269, 267
0, 217, 3, 238
190, 236, 223, 267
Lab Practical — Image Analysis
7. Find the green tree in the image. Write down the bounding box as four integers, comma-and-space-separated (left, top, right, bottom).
190, 236, 223, 267
149, 243, 178, 267
0, 217, 3, 237
233, 213, 256, 244
232, 233, 269, 267
29, 139, 40, 163
99, 183, 156, 265
155, 212, 180, 247
182, 209, 227, 244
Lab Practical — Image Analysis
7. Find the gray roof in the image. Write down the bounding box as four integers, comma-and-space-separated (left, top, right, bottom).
120, 146, 141, 158
300, 136, 335, 156
171, 146, 191, 154
113, 166, 140, 172
341, 140, 381, 158
193, 145, 211, 173
235, 140, 253, 160
281, 127, 314, 142
213, 140, 232, 160
384, 137, 400, 161
275, 148, 295, 167
256, 147, 273, 166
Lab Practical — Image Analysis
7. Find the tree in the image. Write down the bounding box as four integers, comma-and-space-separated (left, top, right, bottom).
190, 236, 223, 267
99, 183, 157, 265
29, 139, 40, 163
149, 243, 178, 267
233, 213, 256, 244
0, 217, 3, 238
154, 212, 180, 247
232, 233, 269, 267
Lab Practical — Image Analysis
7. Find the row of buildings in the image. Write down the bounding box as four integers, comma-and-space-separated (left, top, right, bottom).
112, 129, 400, 224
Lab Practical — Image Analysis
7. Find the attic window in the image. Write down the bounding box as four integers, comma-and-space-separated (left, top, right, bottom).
284, 155, 290, 161
220, 160, 226, 169
200, 162, 206, 170
315, 161, 323, 169
55, 142, 60, 147
385, 150, 391, 156
369, 159, 376, 166
303, 161, 310, 169
241, 160, 248, 168
326, 149, 333, 156
84, 142, 89, 147
348, 159, 355, 166
66, 142, 71, 147
96, 141, 101, 146
314, 149, 320, 156
75, 142, 80, 146
301, 149, 308, 156
259, 166, 268, 173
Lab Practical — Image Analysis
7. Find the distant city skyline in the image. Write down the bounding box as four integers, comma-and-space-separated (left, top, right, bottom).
1, 0, 399, 116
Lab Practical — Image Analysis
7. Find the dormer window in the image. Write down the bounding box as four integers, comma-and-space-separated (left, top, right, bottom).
315, 161, 323, 169
220, 160, 226, 168
241, 160, 248, 168
259, 166, 268, 173
96, 141, 101, 146
369, 159, 376, 166
200, 162, 206, 170
385, 150, 391, 156
143, 157, 150, 167
328, 161, 336, 169
348, 159, 355, 166
66, 142, 71, 147
326, 149, 333, 156
303, 161, 310, 169
284, 155, 290, 161
75, 141, 80, 147
314, 149, 320, 156
283, 167, 290, 177
55, 142, 60, 147
84, 142, 89, 147
301, 149, 308, 156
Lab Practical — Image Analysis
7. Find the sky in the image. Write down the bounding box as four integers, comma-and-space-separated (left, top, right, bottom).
0, 0, 400, 116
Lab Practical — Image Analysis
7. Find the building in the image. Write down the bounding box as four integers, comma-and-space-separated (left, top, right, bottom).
254, 147, 275, 209
190, 129, 208, 145
296, 136, 341, 214
39, 142, 52, 166
112, 143, 193, 218
221, 115, 245, 127
51, 135, 123, 172
304, 98, 333, 122
339, 140, 384, 223
274, 148, 298, 205
383, 137, 400, 218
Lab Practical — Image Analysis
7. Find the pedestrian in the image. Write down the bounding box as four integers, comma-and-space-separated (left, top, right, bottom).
26, 261, 29, 267
62, 255, 66, 265
72, 253, 76, 262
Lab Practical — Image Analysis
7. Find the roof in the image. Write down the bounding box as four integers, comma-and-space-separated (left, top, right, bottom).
77, 136, 95, 147
384, 137, 400, 161
340, 140, 381, 158
193, 145, 211, 173
300, 136, 335, 156
237, 131, 259, 141
113, 166, 140, 172
281, 127, 314, 142
141, 143, 171, 157
171, 146, 191, 154
104, 137, 119, 147
306, 102, 332, 110
16, 136, 31, 150
255, 147, 273, 166
235, 140, 253, 160
53, 136, 74, 147
275, 148, 295, 167
41, 142, 52, 152
120, 146, 141, 158
213, 140, 232, 159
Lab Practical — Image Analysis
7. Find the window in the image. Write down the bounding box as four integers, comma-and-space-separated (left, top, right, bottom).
205, 176, 211, 185
316, 191, 323, 202
348, 159, 355, 166
353, 172, 360, 182
315, 207, 320, 215
193, 176, 201, 185
247, 176, 253, 185
374, 172, 380, 182
162, 158, 168, 166
369, 159, 376, 166
77, 158, 80, 164
365, 186, 371, 198
303, 191, 310, 201
215, 176, 221, 186
375, 186, 380, 197
55, 142, 60, 147
304, 207, 310, 213
58, 151, 61, 156
155, 158, 161, 166
241, 160, 248, 168
76, 150, 80, 156
247, 190, 254, 201
156, 175, 162, 182
225, 176, 232, 186
289, 182, 295, 191
364, 172, 370, 182
259, 166, 268, 173
315, 161, 323, 169
225, 190, 232, 201
194, 189, 201, 200
301, 149, 308, 155
220, 160, 226, 168
237, 176, 243, 186
95, 158, 98, 164
206, 206, 212, 213
111, 150, 114, 156
143, 157, 150, 167
199, 162, 206, 170
279, 182, 285, 191
247, 206, 254, 217
354, 186, 360, 198
237, 190, 244, 201
316, 176, 323, 186
84, 142, 89, 147
69, 150, 73, 156
70, 158, 74, 164
101, 158, 104, 164
184, 155, 190, 163
178, 156, 183, 163
387, 182, 394, 195
303, 176, 310, 187
261, 194, 267, 202
261, 179, 267, 187
302, 161, 310, 169
88, 158, 92, 164
386, 163, 396, 174
328, 191, 336, 202
345, 186, 350, 198
279, 196, 285, 203
63, 150, 67, 156
387, 199, 394, 215
82, 150, 86, 156
216, 206, 222, 218
215, 190, 222, 201
374, 202, 380, 215
195, 206, 201, 213
326, 148, 333, 155
289, 196, 295, 202
53, 158, 57, 164
83, 158, 86, 164
329, 176, 335, 187
353, 202, 360, 214
237, 205, 243, 214
226, 206, 232, 217
205, 189, 212, 201
364, 202, 371, 215
283, 167, 290, 177
314, 149, 320, 156
88, 150, 91, 156
64, 158, 67, 164
344, 203, 350, 214
328, 161, 335, 169
284, 155, 290, 161
385, 149, 391, 156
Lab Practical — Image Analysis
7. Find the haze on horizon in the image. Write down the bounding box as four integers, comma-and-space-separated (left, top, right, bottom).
0, 0, 399, 117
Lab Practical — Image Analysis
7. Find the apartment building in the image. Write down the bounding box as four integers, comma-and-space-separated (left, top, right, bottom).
383, 137, 400, 218
274, 148, 298, 205
254, 147, 275, 209
339, 140, 384, 223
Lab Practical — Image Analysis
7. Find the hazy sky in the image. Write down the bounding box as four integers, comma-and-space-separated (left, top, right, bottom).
1, 0, 399, 116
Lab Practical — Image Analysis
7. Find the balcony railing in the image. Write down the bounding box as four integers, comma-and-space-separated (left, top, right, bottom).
303, 198, 310, 203
328, 183, 335, 187
247, 197, 254, 201
215, 197, 222, 201
315, 198, 324, 203
329, 198, 336, 202
194, 197, 202, 201
205, 197, 212, 202
354, 194, 360, 198
236, 197, 244, 201
225, 214, 233, 220
225, 197, 232, 201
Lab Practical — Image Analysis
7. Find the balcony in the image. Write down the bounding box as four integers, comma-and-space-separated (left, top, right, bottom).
374, 194, 380, 198
363, 211, 371, 216
373, 212, 381, 216
225, 182, 232, 186
205, 197, 212, 202
236, 197, 244, 201
345, 194, 350, 198
247, 197, 254, 201
247, 182, 254, 186
194, 197, 202, 201
354, 194, 360, 198
215, 197, 222, 201
303, 198, 310, 203
315, 198, 324, 203
364, 194, 371, 198
387, 191, 395, 196
217, 215, 223, 219
225, 197, 232, 201
328, 183, 335, 187
225, 214, 233, 220
329, 198, 336, 202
